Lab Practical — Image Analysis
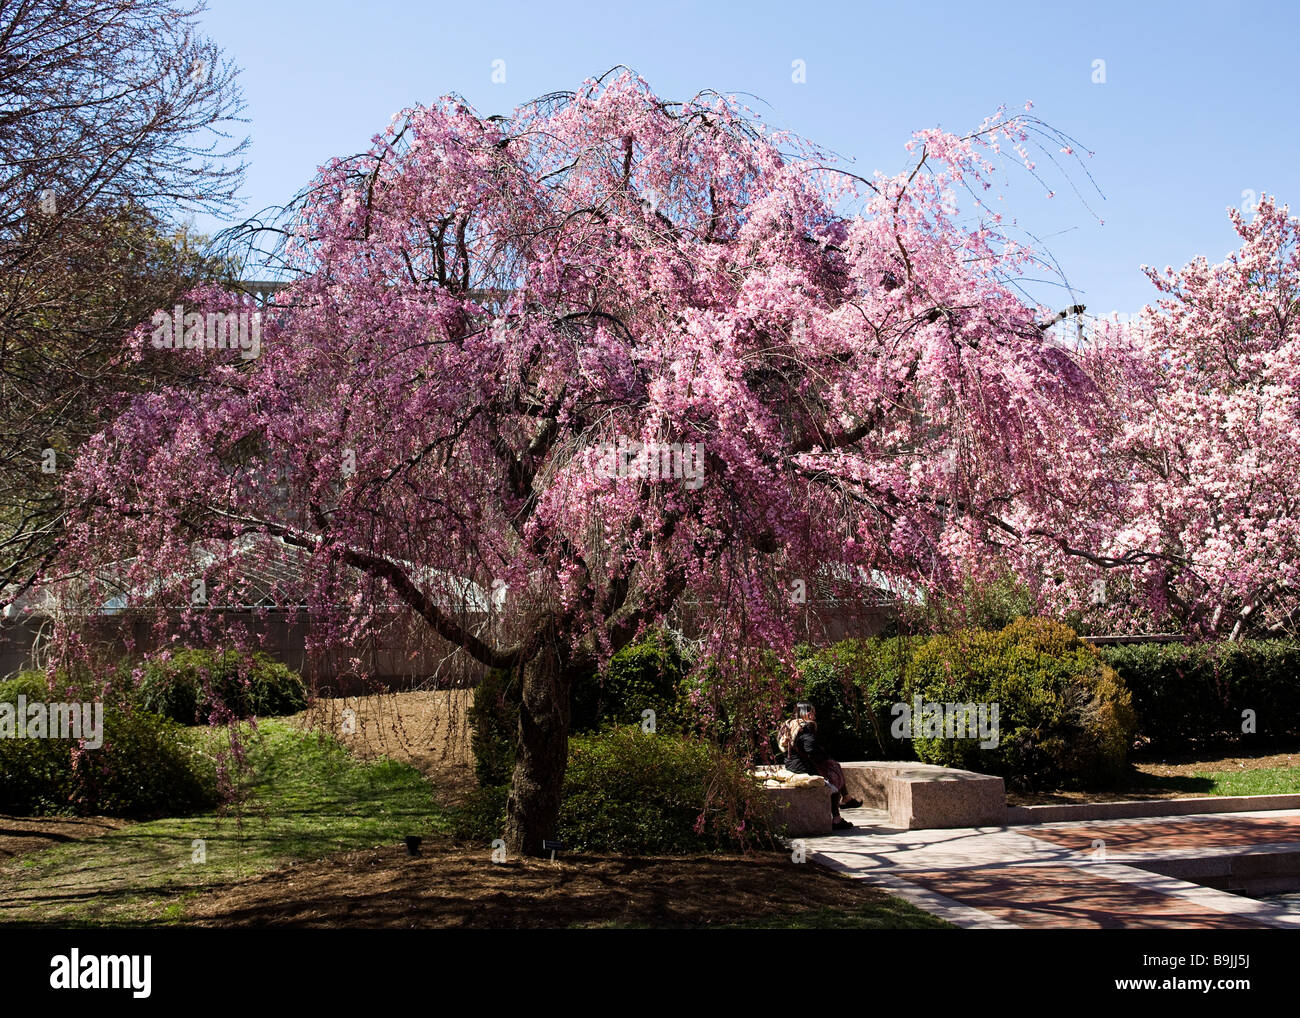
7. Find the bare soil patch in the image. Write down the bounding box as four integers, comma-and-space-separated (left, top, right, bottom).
292, 689, 478, 803
1133, 748, 1300, 778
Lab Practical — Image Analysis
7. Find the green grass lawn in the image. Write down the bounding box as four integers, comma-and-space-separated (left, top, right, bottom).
1165, 766, 1300, 797
0, 720, 447, 926
1020, 760, 1300, 802
1, 717, 954, 929
1108, 761, 1300, 799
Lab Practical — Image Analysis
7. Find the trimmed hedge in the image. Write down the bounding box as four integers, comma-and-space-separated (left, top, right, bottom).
1096, 640, 1300, 751
136, 648, 306, 724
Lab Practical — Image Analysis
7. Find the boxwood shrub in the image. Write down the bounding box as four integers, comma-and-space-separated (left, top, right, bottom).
901, 619, 1135, 789
136, 648, 306, 724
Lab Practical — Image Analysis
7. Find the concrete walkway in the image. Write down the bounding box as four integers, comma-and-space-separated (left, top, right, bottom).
811, 807, 1300, 928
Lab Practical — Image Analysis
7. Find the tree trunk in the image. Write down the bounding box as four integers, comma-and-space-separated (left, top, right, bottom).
504, 639, 574, 856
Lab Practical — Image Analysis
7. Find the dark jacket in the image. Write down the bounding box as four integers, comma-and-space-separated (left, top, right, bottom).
785, 723, 827, 775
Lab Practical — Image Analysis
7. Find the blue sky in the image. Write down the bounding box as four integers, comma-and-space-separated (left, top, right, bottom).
196, 0, 1298, 315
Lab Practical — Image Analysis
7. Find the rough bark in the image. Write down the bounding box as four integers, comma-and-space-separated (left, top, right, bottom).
504, 638, 574, 856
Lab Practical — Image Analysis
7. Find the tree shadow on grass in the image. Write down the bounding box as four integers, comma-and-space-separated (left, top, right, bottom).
167, 843, 953, 929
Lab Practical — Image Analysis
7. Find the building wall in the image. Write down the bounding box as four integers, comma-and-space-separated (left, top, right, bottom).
1, 610, 488, 693
2, 600, 898, 690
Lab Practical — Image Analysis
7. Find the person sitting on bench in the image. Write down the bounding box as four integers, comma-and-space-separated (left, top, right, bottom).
781, 702, 862, 830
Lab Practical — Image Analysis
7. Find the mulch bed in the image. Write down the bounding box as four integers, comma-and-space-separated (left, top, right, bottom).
178, 840, 896, 928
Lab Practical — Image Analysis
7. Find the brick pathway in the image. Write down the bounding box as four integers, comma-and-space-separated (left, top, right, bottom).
810, 808, 1300, 929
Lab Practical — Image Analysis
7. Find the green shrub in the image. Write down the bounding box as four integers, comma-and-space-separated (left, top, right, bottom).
0, 679, 219, 817
572, 629, 685, 734
1098, 639, 1300, 750
793, 638, 917, 760
559, 726, 775, 854
472, 631, 691, 789
675, 646, 797, 757
0, 670, 55, 703
902, 618, 1135, 789
455, 727, 777, 854
905, 569, 1037, 633
135, 648, 306, 724
782, 623, 1136, 786
1, 674, 71, 811
450, 783, 510, 842
66, 706, 219, 817
468, 667, 519, 787
790, 643, 867, 760
1244, 640, 1300, 738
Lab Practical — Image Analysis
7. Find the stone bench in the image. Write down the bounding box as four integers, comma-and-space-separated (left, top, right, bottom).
841, 761, 1007, 830
751, 766, 833, 836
